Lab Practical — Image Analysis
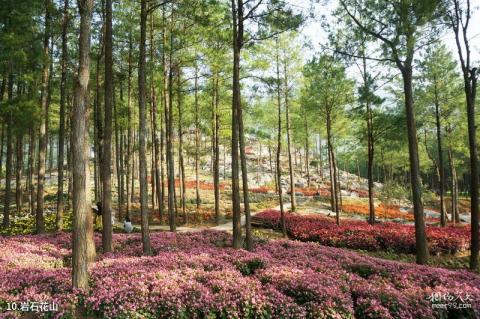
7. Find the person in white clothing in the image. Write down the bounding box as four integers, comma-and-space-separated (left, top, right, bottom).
123, 216, 133, 233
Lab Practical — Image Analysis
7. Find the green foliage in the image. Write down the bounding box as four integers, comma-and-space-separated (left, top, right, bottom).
235, 258, 266, 276
378, 182, 409, 206
0, 210, 73, 236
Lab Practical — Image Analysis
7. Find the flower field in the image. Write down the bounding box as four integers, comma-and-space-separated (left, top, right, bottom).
0, 231, 478, 318
254, 210, 470, 255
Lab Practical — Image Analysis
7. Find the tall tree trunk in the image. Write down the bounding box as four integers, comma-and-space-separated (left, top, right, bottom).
163, 5, 176, 231
3, 75, 13, 228
326, 112, 339, 223
448, 147, 459, 223
194, 62, 201, 211
275, 43, 286, 237
0, 73, 4, 112
0, 124, 4, 190
450, 0, 478, 270
125, 34, 133, 219
238, 83, 252, 251
72, 0, 94, 291
304, 115, 310, 188
94, 4, 105, 203
231, 0, 243, 248
176, 69, 187, 223
401, 65, 429, 265
114, 83, 124, 221
212, 74, 220, 224
57, 0, 69, 231
284, 61, 296, 212
15, 134, 23, 216
138, 0, 152, 254
362, 57, 375, 225
36, 0, 51, 234
101, 0, 113, 253
28, 128, 35, 215
432, 77, 447, 226
149, 13, 162, 222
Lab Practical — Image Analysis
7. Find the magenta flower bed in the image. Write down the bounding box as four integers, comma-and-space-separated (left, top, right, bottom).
254, 210, 470, 254
0, 231, 478, 318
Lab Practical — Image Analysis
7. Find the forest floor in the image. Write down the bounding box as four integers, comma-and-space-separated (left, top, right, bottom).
1, 167, 478, 318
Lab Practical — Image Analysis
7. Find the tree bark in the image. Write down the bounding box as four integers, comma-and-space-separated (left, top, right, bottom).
231, 0, 242, 248
72, 0, 94, 291
56, 0, 69, 231
149, 13, 162, 222
36, 0, 51, 234
275, 43, 286, 237
238, 82, 252, 251
194, 62, 201, 211
28, 128, 36, 215
125, 34, 133, 219
284, 60, 296, 212
432, 76, 447, 226
450, 0, 479, 270
401, 65, 429, 264
326, 111, 339, 224
176, 70, 187, 223
101, 0, 113, 253
15, 134, 23, 216
138, 0, 152, 254
447, 147, 459, 223
213, 74, 220, 224
3, 75, 13, 228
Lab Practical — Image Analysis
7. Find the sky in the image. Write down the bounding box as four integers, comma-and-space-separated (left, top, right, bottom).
288, 0, 480, 66
284, 0, 480, 105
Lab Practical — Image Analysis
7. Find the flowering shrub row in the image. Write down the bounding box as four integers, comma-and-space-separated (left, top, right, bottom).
1, 231, 479, 318
342, 203, 416, 221
289, 187, 331, 197
254, 210, 469, 255
249, 186, 273, 193
174, 179, 227, 190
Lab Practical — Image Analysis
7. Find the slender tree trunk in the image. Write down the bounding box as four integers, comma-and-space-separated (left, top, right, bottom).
304, 115, 310, 188
194, 62, 201, 210
231, 0, 243, 248
0, 124, 4, 189
450, 0, 478, 269
213, 74, 220, 224
114, 83, 124, 221
431, 78, 447, 226
284, 61, 296, 212
56, 0, 69, 231
125, 34, 133, 219
238, 83, 252, 251
275, 43, 286, 237
3, 75, 13, 228
36, 0, 51, 234
138, 0, 152, 254
448, 147, 459, 223
28, 128, 35, 215
101, 0, 113, 253
15, 134, 23, 216
367, 103, 375, 224
94, 5, 105, 203
176, 69, 187, 223
72, 0, 94, 291
163, 5, 176, 231
0, 76, 4, 141
149, 13, 162, 222
465, 75, 478, 269
401, 65, 429, 265
326, 112, 339, 223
